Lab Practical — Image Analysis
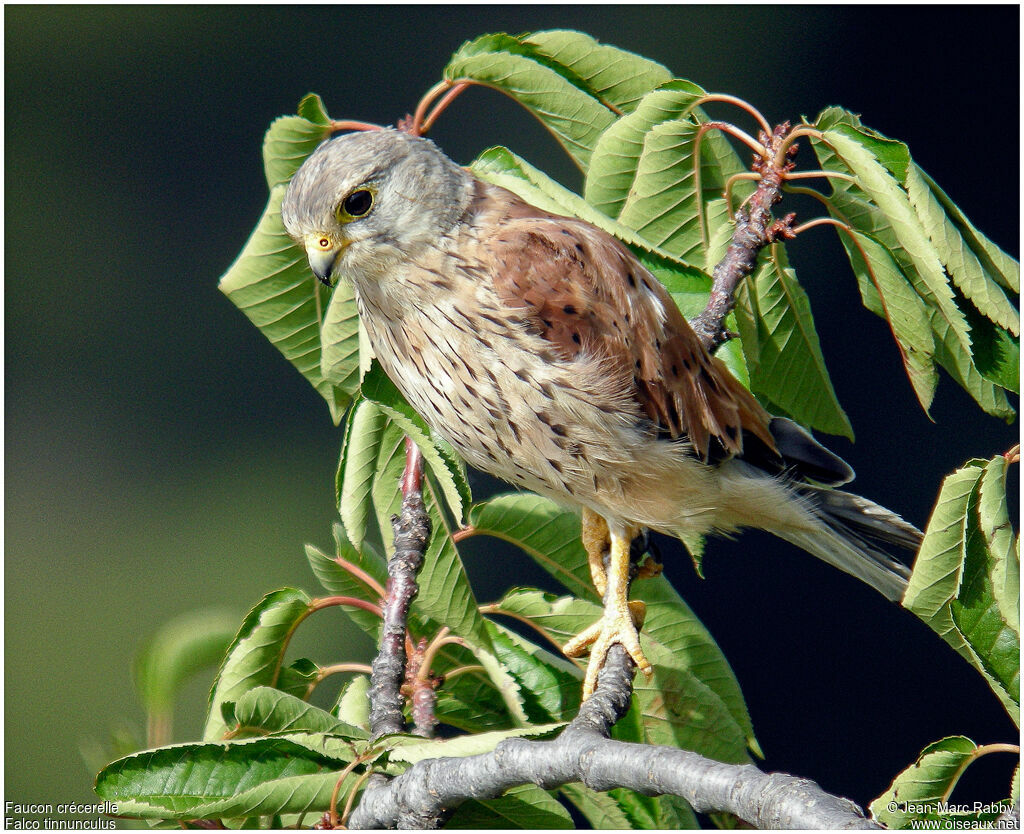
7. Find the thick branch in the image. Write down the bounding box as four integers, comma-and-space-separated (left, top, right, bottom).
368, 440, 430, 740
349, 644, 876, 829
689, 122, 796, 352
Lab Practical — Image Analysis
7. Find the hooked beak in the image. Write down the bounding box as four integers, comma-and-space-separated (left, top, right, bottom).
304, 243, 344, 287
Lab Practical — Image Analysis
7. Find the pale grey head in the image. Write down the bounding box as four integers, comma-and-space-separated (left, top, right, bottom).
281, 129, 473, 287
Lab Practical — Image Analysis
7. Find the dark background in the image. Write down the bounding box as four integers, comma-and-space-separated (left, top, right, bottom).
6, 4, 1019, 820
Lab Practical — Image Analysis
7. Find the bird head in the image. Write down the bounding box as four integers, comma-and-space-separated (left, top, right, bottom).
281, 128, 473, 287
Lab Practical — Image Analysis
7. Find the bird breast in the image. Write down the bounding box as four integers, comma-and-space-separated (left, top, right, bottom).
349, 248, 721, 536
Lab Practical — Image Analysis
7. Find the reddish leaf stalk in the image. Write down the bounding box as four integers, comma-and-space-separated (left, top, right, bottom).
333, 554, 386, 599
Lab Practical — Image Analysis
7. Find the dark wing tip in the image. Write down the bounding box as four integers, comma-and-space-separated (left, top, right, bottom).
768, 417, 855, 486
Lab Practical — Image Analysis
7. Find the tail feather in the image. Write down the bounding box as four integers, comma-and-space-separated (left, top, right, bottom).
783, 487, 920, 602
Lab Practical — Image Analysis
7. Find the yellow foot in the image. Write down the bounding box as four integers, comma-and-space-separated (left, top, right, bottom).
563, 600, 653, 699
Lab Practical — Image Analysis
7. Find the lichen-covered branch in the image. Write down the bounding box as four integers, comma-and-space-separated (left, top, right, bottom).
349, 644, 877, 829
368, 439, 430, 740
689, 122, 797, 352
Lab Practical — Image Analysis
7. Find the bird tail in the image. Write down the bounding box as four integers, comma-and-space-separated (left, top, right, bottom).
779, 486, 920, 602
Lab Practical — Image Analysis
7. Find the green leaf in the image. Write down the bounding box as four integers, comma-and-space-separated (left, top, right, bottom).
634, 665, 750, 764
360, 361, 472, 526
610, 788, 698, 830
811, 149, 1015, 420
447, 783, 573, 829
904, 458, 1020, 724
232, 686, 368, 740
838, 120, 912, 182
332, 394, 526, 724
383, 722, 563, 765
469, 144, 709, 278
277, 657, 319, 700
434, 662, 518, 733
336, 397, 389, 552
979, 455, 1019, 637
930, 301, 1016, 421
562, 779, 698, 829
204, 589, 312, 741
218, 186, 347, 422
615, 117, 733, 264
369, 417, 408, 554
416, 502, 492, 647
950, 504, 1020, 714
523, 30, 672, 113
917, 167, 1019, 295
349, 407, 490, 650
444, 33, 617, 169
701, 196, 734, 275
261, 112, 331, 189
836, 227, 938, 413
304, 525, 386, 635
640, 578, 758, 756
869, 736, 982, 829
905, 164, 1019, 336
966, 302, 1020, 395
335, 674, 371, 731
655, 794, 701, 828
585, 80, 706, 219
734, 244, 854, 438
319, 277, 362, 400
561, 784, 642, 829
821, 126, 973, 359
468, 493, 593, 600
905, 461, 985, 618
485, 620, 582, 724
296, 92, 330, 126
96, 737, 354, 821
134, 608, 239, 720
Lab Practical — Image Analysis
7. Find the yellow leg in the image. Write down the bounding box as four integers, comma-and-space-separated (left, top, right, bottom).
563, 522, 655, 699
580, 508, 609, 597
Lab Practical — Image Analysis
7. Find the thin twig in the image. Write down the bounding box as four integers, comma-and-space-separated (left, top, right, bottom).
333, 554, 386, 599
689, 122, 795, 351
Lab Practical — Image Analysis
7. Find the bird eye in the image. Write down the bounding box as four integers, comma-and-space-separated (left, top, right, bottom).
317, 238, 331, 249
342, 189, 374, 218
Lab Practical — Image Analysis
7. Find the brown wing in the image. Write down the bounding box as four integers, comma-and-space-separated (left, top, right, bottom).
474, 186, 776, 461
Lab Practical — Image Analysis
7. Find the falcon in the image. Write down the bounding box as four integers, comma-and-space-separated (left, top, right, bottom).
282, 128, 921, 697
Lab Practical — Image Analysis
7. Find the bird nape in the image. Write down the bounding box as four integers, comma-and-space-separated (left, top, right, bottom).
282, 128, 921, 699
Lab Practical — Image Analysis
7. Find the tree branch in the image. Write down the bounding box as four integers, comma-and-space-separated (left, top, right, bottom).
349, 644, 877, 829
368, 439, 430, 740
689, 121, 797, 352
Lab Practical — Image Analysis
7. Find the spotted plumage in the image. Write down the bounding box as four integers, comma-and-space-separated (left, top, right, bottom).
282, 128, 921, 697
